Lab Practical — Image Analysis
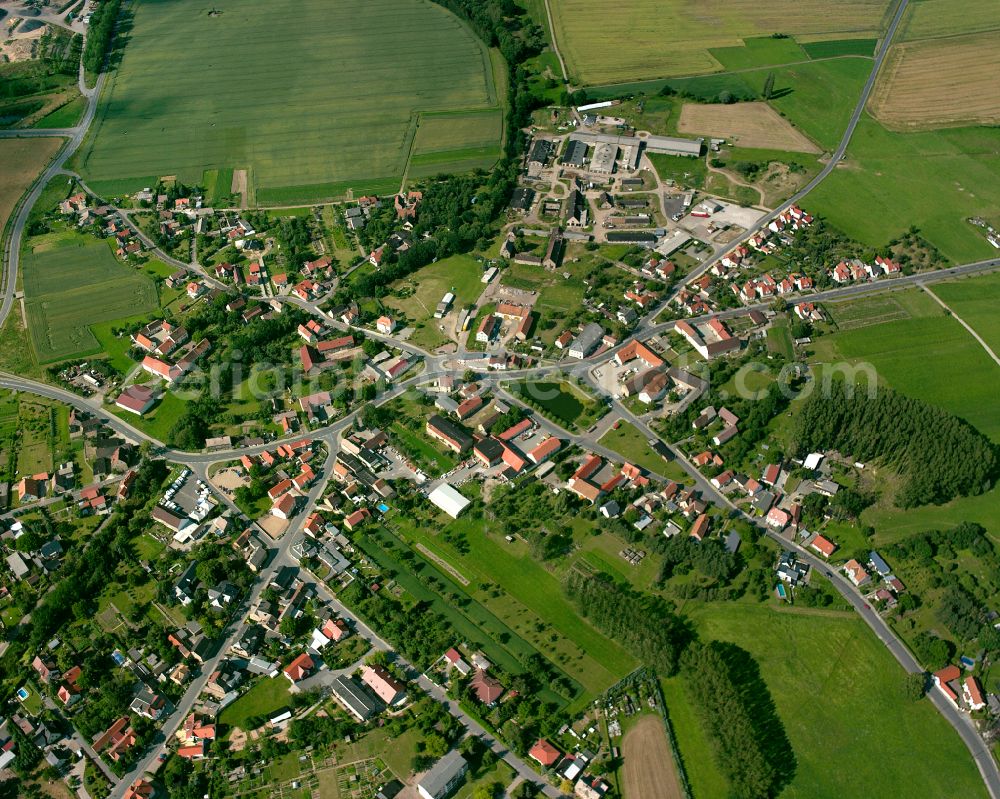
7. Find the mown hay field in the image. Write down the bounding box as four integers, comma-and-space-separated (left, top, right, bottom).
678, 102, 821, 152
0, 138, 63, 238
23, 233, 157, 363
77, 0, 502, 204
900, 0, 1000, 41
869, 32, 1000, 130
549, 0, 892, 84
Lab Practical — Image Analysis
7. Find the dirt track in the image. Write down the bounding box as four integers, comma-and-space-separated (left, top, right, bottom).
621, 713, 685, 799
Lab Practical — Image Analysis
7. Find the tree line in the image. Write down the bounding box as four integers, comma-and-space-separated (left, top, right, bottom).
564, 570, 691, 674
794, 380, 997, 507
681, 641, 794, 798
83, 0, 121, 74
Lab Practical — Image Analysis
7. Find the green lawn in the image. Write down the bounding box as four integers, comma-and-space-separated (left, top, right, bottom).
219, 677, 292, 729
509, 380, 603, 431
383, 252, 486, 339
647, 152, 707, 190
683, 601, 988, 798
599, 421, 689, 482
807, 117, 1000, 262
77, 0, 501, 203
766, 318, 794, 359
391, 420, 457, 477
108, 390, 189, 443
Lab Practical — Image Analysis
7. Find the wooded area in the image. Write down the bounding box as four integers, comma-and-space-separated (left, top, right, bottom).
794, 381, 997, 507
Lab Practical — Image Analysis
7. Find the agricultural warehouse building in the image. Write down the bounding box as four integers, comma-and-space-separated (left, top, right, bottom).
426, 415, 473, 454
428, 483, 471, 519
590, 142, 617, 174
644, 135, 703, 157
331, 675, 380, 721
417, 750, 468, 799
605, 230, 658, 246
115, 385, 156, 415
571, 131, 702, 160
568, 323, 605, 359
566, 189, 589, 227
562, 139, 588, 168
510, 187, 535, 213
528, 139, 553, 165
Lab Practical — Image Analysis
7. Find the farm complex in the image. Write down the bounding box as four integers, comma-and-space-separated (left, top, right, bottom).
75, 0, 504, 204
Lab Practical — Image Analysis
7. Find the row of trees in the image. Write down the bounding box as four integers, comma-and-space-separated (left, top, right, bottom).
681, 641, 794, 799
564, 570, 691, 674
794, 380, 997, 507
83, 0, 121, 74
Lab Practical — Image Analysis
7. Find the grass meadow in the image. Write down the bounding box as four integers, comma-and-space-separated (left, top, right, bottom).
816, 288, 1000, 441
382, 252, 485, 346
843, 273, 1000, 540
23, 232, 158, 363
76, 0, 502, 203
807, 118, 1000, 263
386, 510, 638, 704
673, 600, 988, 798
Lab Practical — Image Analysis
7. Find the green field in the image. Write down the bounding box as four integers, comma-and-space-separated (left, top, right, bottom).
598, 421, 688, 482
549, 0, 892, 84
814, 288, 1000, 441
388, 511, 638, 701
677, 601, 988, 798
22, 232, 158, 363
31, 95, 87, 129
77, 0, 502, 203
800, 38, 876, 58
931, 273, 1000, 355
407, 108, 504, 180
850, 273, 1000, 540
708, 36, 808, 71
511, 380, 601, 430
807, 118, 1000, 262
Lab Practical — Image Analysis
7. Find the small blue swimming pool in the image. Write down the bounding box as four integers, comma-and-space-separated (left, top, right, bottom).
376, 503, 389, 513
16, 687, 29, 701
